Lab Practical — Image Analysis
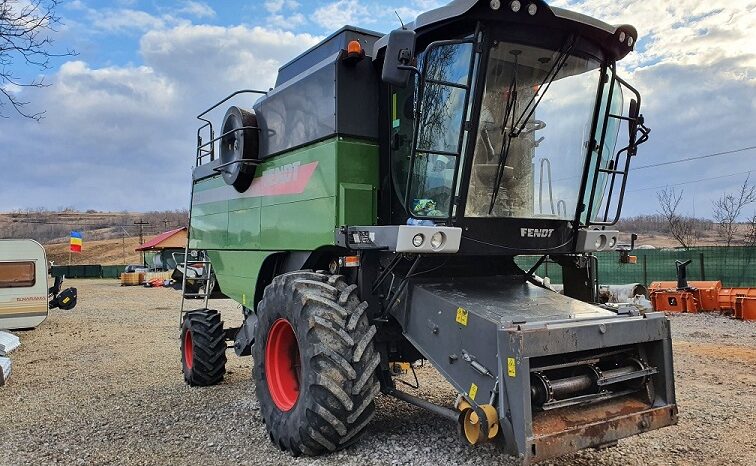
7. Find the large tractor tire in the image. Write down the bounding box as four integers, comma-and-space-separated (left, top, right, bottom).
253, 271, 380, 456
181, 310, 227, 386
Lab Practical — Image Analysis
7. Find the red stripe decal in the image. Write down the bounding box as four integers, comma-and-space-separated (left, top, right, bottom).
246, 161, 318, 197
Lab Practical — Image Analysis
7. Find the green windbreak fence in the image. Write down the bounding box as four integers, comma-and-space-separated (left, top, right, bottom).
515, 247, 756, 287
51, 265, 129, 279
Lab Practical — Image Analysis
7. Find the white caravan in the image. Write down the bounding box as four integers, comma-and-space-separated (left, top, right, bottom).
0, 239, 77, 330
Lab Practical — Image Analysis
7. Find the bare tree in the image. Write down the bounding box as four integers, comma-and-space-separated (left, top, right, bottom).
745, 213, 756, 247
657, 187, 699, 249
712, 174, 756, 247
1, 0, 75, 120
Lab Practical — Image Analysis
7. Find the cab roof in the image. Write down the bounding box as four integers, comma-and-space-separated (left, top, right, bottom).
374, 0, 638, 62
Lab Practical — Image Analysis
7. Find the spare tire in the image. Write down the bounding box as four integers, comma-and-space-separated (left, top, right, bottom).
220, 106, 258, 192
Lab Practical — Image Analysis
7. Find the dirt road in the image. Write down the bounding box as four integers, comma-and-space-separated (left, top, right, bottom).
1, 280, 754, 465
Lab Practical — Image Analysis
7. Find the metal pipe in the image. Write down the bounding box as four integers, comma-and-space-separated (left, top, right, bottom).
385, 388, 460, 422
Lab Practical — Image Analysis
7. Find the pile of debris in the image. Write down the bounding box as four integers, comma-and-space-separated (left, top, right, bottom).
0, 330, 20, 387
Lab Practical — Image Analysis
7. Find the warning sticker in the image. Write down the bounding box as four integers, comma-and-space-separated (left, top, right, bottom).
456, 307, 468, 326
507, 357, 516, 377
469, 383, 478, 401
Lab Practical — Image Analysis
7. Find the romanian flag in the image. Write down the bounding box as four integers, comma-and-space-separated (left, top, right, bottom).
70, 231, 83, 253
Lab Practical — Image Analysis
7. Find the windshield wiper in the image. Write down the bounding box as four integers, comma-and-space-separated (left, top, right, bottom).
488, 36, 578, 214
489, 50, 521, 214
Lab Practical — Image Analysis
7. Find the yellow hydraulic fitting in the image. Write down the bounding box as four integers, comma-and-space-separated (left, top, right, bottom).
455, 396, 499, 445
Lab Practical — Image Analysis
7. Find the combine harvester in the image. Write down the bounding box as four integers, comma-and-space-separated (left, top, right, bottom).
178, 1, 676, 463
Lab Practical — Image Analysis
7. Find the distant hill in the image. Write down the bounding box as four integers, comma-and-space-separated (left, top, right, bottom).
0, 209, 188, 266
0, 209, 188, 244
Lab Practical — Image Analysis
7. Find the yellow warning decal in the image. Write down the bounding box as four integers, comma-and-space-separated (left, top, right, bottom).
507, 357, 516, 377
469, 383, 478, 401
456, 307, 468, 326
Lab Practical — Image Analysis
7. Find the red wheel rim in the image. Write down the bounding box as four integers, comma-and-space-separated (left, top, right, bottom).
265, 318, 301, 411
183, 330, 194, 370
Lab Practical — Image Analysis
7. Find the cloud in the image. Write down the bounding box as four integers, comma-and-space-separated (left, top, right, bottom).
176, 1, 216, 19
86, 8, 174, 33
262, 1, 306, 30
264, 0, 300, 14
0, 25, 321, 211
312, 0, 373, 30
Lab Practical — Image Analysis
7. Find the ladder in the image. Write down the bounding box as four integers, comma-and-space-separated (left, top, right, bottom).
178, 178, 215, 327
177, 248, 215, 326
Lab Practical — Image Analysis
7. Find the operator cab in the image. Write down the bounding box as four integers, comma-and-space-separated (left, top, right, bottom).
375, 0, 648, 255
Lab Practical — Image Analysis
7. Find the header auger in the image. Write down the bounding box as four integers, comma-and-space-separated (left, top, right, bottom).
178, 1, 673, 463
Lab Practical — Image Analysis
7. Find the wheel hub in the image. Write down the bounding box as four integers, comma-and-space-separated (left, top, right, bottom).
265, 318, 301, 411
183, 330, 194, 370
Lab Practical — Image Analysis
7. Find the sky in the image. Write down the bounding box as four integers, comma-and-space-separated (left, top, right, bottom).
0, 0, 754, 219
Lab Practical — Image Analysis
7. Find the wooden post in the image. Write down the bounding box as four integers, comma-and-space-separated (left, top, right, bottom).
642, 255, 648, 286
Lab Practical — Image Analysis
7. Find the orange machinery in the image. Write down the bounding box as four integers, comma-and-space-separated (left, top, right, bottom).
648, 281, 722, 313
648, 280, 756, 321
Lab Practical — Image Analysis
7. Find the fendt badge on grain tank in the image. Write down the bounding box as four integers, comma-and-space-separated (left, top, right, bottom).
178, 1, 669, 464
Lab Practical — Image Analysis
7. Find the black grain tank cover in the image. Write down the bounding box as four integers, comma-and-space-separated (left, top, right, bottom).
253, 26, 384, 158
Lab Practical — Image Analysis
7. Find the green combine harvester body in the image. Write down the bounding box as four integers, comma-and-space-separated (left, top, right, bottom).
191, 137, 379, 305
178, 1, 675, 463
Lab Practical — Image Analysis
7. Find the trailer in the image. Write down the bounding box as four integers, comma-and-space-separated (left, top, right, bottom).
0, 239, 77, 330
178, 1, 674, 463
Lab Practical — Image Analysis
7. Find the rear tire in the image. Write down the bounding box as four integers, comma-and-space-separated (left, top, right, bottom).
181, 310, 227, 386
253, 271, 380, 456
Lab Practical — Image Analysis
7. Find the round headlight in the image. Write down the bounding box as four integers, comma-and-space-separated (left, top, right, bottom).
627, 36, 634, 47
490, 0, 501, 10
618, 31, 626, 43
527, 3, 537, 15
430, 232, 446, 250
412, 233, 425, 248
608, 236, 617, 248
594, 234, 607, 250
510, 0, 521, 12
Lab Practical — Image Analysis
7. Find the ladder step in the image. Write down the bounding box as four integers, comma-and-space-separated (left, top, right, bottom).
183, 293, 209, 298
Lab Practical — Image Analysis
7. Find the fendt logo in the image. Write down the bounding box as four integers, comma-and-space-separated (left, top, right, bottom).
521, 228, 554, 238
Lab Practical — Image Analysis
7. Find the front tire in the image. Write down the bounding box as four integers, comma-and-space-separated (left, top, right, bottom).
181, 310, 227, 386
253, 271, 380, 456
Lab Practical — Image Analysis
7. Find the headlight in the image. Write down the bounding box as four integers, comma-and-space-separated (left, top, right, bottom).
619, 31, 626, 43
608, 236, 617, 248
594, 235, 607, 250
510, 0, 521, 12
527, 3, 537, 15
412, 234, 425, 248
430, 232, 445, 250
490, 0, 501, 10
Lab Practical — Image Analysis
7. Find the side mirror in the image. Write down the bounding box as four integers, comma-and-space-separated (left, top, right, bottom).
382, 28, 416, 87
627, 98, 649, 156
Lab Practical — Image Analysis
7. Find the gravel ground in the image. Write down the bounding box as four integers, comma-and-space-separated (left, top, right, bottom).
1, 280, 754, 465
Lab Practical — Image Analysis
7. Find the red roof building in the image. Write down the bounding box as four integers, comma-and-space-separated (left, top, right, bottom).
135, 227, 187, 251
